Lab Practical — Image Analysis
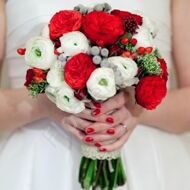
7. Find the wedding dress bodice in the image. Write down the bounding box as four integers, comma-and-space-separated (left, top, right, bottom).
2, 1, 190, 190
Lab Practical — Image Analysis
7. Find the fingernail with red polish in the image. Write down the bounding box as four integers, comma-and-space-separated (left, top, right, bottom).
92, 108, 101, 116
93, 101, 102, 108
85, 137, 94, 142
95, 142, 102, 147
86, 128, 95, 134
99, 147, 107, 152
107, 128, 115, 135
106, 117, 114, 123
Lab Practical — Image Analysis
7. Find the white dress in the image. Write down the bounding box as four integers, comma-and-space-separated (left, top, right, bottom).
1, 0, 190, 190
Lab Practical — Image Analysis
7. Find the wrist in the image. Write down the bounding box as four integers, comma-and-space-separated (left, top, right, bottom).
37, 94, 54, 118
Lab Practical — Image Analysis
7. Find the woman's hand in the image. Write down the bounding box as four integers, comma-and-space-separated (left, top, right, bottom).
77, 90, 143, 151
83, 105, 141, 152
49, 107, 92, 141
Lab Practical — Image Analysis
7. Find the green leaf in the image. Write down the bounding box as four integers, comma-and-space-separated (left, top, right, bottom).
153, 48, 162, 58
125, 43, 135, 52
28, 81, 48, 97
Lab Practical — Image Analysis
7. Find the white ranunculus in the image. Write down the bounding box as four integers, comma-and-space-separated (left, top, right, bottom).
58, 31, 90, 56
25, 36, 56, 70
87, 68, 116, 101
56, 82, 85, 114
106, 56, 139, 88
47, 62, 64, 88
133, 26, 155, 48
41, 24, 50, 38
45, 85, 57, 104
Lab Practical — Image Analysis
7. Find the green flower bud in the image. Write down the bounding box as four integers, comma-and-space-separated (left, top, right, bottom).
141, 54, 161, 75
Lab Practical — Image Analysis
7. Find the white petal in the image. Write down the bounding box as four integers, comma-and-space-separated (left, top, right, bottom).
106, 56, 138, 88
87, 68, 116, 101
55, 82, 85, 114
47, 67, 64, 88
59, 31, 90, 56
25, 36, 56, 70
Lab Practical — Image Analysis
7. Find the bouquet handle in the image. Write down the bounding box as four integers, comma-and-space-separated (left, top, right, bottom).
79, 144, 127, 190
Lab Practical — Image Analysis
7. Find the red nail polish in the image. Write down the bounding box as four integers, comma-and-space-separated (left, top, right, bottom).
92, 101, 102, 108
92, 108, 101, 116
84, 137, 94, 142
86, 128, 95, 134
99, 147, 107, 152
106, 117, 114, 123
95, 142, 102, 147
107, 128, 115, 135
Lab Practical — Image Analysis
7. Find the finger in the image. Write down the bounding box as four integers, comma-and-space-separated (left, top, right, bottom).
100, 92, 129, 115
99, 119, 136, 152
65, 115, 92, 131
84, 125, 126, 144
77, 108, 104, 122
77, 108, 110, 123
79, 106, 125, 125
85, 122, 112, 134
64, 124, 86, 141
86, 101, 102, 110
107, 106, 129, 125
86, 106, 129, 127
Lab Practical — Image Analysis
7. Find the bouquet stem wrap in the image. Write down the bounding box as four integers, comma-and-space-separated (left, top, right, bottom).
79, 144, 127, 190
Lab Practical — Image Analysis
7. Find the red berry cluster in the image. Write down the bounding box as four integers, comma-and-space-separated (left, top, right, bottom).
137, 47, 153, 55
120, 37, 137, 46
120, 37, 138, 59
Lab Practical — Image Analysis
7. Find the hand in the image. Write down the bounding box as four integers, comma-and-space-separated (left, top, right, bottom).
78, 90, 143, 152
46, 100, 93, 141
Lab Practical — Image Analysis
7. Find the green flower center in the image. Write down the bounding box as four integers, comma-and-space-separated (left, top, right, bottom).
123, 64, 127, 69
34, 48, 42, 57
99, 78, 108, 86
64, 95, 70, 102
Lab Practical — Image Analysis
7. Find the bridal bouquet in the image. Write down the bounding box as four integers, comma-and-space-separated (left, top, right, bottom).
17, 3, 168, 190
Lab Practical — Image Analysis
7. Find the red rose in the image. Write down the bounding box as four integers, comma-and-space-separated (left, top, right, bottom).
24, 69, 35, 87
111, 9, 143, 26
158, 58, 168, 81
49, 10, 82, 40
82, 11, 124, 47
24, 68, 46, 87
64, 53, 96, 90
135, 76, 167, 110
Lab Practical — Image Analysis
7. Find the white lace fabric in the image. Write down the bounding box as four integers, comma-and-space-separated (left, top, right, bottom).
81, 144, 121, 160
